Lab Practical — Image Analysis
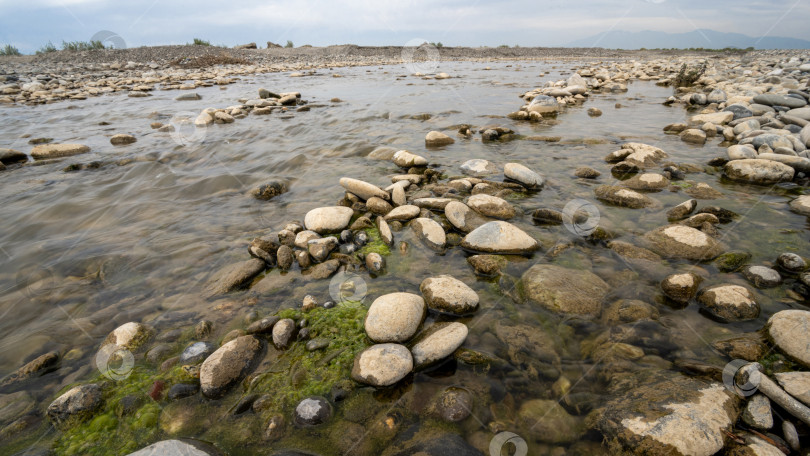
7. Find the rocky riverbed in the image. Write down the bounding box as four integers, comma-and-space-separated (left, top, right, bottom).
2, 48, 810, 455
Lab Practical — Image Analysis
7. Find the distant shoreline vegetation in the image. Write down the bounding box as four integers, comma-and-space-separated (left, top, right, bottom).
0, 41, 765, 56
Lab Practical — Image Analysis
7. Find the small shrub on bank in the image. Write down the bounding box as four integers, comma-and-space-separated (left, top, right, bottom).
673, 62, 707, 87
36, 41, 58, 55
0, 44, 21, 55
285, 40, 294, 48
192, 38, 211, 46
61, 40, 106, 51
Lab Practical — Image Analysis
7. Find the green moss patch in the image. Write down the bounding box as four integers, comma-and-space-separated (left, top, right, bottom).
358, 226, 390, 256
249, 301, 369, 412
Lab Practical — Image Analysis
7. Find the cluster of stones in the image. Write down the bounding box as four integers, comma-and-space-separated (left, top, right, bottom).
507, 72, 600, 121
658, 55, 810, 185
352, 277, 476, 386
189, 88, 306, 129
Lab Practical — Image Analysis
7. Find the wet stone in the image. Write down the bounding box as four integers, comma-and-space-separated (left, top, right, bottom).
420, 275, 479, 315
411, 322, 468, 368
460, 221, 538, 254
47, 384, 103, 425
742, 394, 773, 430
644, 225, 725, 261
294, 397, 331, 426
434, 387, 473, 422
521, 264, 609, 317
351, 343, 413, 387
767, 310, 810, 367
776, 252, 807, 273
697, 284, 759, 321
364, 292, 426, 343
167, 383, 200, 401
272, 319, 296, 349
661, 273, 701, 303
742, 266, 781, 288
595, 185, 655, 208
180, 342, 217, 364
200, 335, 263, 398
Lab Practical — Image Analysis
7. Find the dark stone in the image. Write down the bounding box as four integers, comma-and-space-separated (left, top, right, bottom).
293, 397, 331, 426
167, 383, 199, 400
179, 342, 217, 364
246, 316, 279, 335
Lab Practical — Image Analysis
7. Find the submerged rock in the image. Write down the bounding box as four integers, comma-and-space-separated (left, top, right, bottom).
203, 258, 265, 298
410, 217, 446, 250
521, 264, 609, 317
517, 399, 584, 444
294, 397, 331, 426
444, 201, 488, 233
697, 284, 759, 321
504, 162, 545, 188
661, 273, 701, 303
425, 131, 454, 147
466, 194, 515, 219
597, 373, 740, 456
644, 225, 725, 260
595, 185, 655, 208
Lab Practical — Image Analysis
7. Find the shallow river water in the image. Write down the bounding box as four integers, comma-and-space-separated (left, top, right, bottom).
1, 59, 809, 455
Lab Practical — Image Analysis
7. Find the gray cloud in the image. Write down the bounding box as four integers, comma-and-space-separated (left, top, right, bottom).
1, 0, 808, 53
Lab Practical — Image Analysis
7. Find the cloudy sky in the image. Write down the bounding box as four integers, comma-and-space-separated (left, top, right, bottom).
1, 0, 808, 53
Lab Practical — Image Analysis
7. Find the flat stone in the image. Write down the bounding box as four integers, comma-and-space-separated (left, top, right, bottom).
753, 93, 807, 109
504, 163, 545, 188
622, 173, 670, 191
595, 185, 655, 208
741, 394, 773, 430
411, 322, 468, 368
384, 205, 420, 222
364, 292, 426, 343
727, 144, 757, 160
518, 399, 584, 444
691, 112, 733, 125
597, 374, 740, 456
413, 197, 454, 211
0, 148, 27, 164
199, 336, 263, 398
757, 153, 810, 174
697, 285, 759, 321
460, 159, 496, 176
420, 275, 479, 315
30, 143, 89, 160
460, 221, 538, 254
521, 264, 609, 317
425, 131, 454, 147
102, 322, 153, 350
681, 129, 707, 144
444, 201, 488, 233
202, 258, 265, 298
466, 194, 515, 219
645, 225, 725, 260
110, 134, 136, 145
351, 344, 412, 387
125, 439, 222, 456
410, 217, 446, 250
304, 206, 354, 234
376, 216, 393, 245
724, 159, 795, 185
789, 195, 810, 216
767, 310, 810, 367
47, 384, 103, 425
742, 266, 781, 288
392, 150, 427, 168
774, 372, 810, 406
339, 177, 389, 201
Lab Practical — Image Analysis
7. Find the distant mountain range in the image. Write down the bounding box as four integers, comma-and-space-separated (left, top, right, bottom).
568, 29, 810, 50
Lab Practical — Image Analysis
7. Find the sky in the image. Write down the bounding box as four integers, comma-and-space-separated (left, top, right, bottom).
0, 0, 808, 54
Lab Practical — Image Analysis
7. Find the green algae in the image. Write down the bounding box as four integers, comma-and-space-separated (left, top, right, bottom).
250, 300, 369, 412
358, 226, 390, 256
52, 366, 182, 456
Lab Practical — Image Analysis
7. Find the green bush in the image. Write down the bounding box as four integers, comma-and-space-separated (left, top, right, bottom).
0, 44, 21, 56
285, 40, 294, 48
498, 44, 509, 48
61, 40, 106, 51
673, 62, 707, 87
192, 38, 211, 46
36, 41, 58, 55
